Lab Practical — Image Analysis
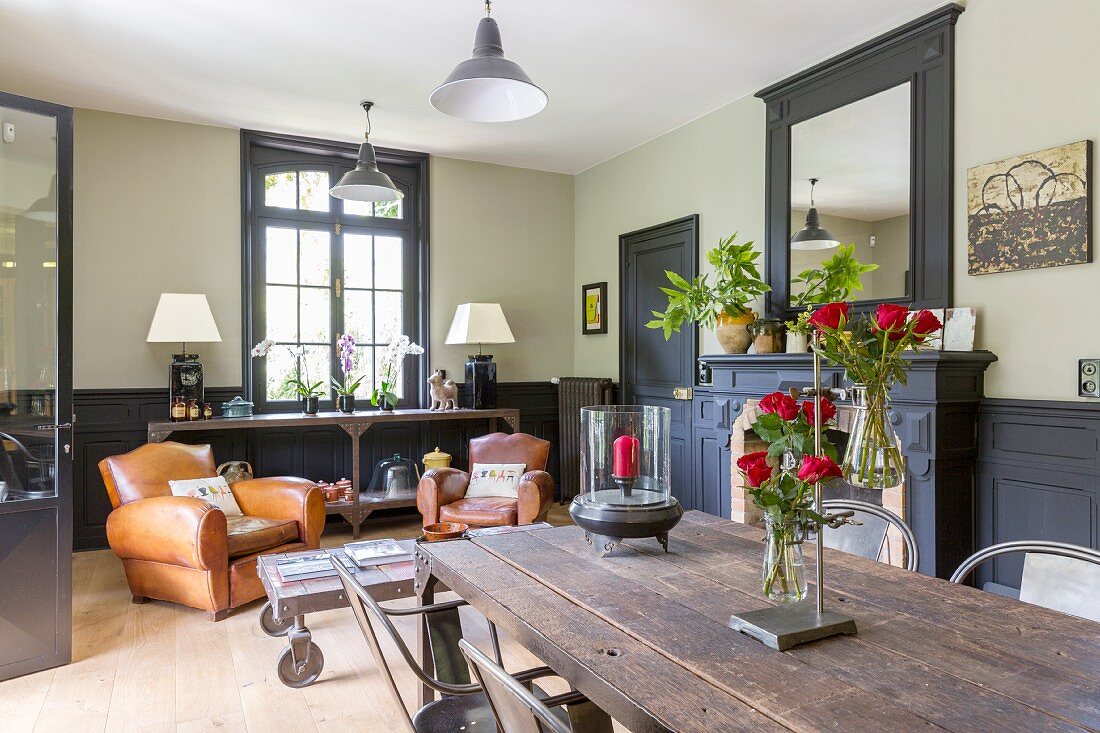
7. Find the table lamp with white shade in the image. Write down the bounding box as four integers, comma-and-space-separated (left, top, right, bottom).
146, 293, 222, 410
445, 303, 514, 409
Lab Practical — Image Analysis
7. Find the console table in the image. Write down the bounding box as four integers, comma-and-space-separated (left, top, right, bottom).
147, 408, 520, 496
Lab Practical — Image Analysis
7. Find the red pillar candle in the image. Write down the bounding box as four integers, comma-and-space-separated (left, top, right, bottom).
612, 434, 640, 478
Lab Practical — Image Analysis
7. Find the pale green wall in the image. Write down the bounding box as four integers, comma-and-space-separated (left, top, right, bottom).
429, 157, 575, 383
574, 0, 1100, 400
573, 97, 765, 378
952, 0, 1100, 399
72, 110, 575, 389
73, 109, 243, 389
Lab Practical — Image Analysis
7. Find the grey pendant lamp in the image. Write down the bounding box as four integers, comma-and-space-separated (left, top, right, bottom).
329, 102, 403, 203
22, 175, 57, 224
791, 178, 839, 251
430, 0, 547, 122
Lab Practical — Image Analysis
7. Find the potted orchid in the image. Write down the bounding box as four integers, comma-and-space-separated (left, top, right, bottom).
807, 302, 941, 489
372, 335, 424, 411
737, 390, 842, 602
250, 339, 325, 415
332, 334, 366, 414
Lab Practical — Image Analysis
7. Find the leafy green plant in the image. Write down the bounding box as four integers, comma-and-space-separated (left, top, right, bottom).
792, 244, 878, 307
646, 233, 770, 339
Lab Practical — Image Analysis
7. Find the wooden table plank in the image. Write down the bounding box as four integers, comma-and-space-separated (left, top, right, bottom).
640, 519, 1100, 727
421, 537, 790, 733
477, 528, 1085, 733
420, 512, 1100, 733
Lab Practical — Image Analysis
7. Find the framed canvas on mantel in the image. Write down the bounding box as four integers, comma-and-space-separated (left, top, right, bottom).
967, 140, 1091, 275
581, 281, 607, 335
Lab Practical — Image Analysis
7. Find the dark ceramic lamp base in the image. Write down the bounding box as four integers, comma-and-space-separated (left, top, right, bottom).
464, 354, 497, 409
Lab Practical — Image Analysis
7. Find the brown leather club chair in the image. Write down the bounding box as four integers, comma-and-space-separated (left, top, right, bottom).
416, 432, 555, 529
99, 441, 324, 621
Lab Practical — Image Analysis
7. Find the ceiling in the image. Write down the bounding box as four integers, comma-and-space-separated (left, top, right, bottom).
791, 83, 911, 221
0, 0, 945, 174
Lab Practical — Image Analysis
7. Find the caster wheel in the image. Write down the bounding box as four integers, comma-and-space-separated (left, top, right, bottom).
277, 642, 324, 688
259, 602, 292, 637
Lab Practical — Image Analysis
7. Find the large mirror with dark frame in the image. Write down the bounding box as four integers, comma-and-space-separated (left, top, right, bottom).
760, 4, 962, 319
789, 83, 911, 305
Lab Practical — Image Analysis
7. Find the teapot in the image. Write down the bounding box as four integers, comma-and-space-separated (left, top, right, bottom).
216, 460, 254, 485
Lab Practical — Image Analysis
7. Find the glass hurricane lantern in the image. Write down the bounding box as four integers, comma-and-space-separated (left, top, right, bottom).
569, 405, 683, 557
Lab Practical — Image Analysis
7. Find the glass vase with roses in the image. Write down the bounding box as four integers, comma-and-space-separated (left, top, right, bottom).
738, 390, 842, 603
807, 302, 942, 489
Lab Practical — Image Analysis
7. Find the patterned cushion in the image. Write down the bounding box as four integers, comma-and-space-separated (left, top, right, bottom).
168, 476, 243, 516
465, 463, 525, 499
225, 515, 299, 558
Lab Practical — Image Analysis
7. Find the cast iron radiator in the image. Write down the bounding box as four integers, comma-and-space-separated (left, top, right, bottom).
557, 377, 614, 501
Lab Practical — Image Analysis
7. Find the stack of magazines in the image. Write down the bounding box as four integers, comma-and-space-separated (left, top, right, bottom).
274, 550, 360, 582
343, 539, 412, 568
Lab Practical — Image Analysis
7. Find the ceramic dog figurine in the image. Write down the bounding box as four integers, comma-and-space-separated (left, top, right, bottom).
427, 371, 459, 411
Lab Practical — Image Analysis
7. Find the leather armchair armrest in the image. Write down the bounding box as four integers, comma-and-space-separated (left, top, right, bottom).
518, 470, 554, 525
417, 467, 471, 527
106, 495, 227, 570
230, 477, 325, 549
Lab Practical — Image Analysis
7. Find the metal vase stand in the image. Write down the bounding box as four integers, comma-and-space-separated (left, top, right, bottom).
728, 337, 858, 650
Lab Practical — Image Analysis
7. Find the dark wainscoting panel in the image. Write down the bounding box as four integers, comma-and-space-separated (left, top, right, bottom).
74, 383, 558, 551
976, 399, 1100, 590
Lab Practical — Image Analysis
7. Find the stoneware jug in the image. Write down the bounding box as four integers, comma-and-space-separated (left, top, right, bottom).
217, 461, 254, 485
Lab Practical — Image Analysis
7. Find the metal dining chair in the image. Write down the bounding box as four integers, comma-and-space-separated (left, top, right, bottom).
334, 560, 610, 732
950, 541, 1100, 623
821, 499, 920, 572
459, 639, 612, 733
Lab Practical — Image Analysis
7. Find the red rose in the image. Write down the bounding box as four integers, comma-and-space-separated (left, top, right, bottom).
759, 391, 799, 421
808, 302, 849, 331
797, 454, 843, 484
801, 397, 837, 426
872, 303, 909, 340
736, 451, 773, 488
910, 310, 942, 341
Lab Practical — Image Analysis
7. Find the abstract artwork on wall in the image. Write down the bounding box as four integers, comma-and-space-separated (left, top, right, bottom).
967, 140, 1091, 275
581, 282, 607, 335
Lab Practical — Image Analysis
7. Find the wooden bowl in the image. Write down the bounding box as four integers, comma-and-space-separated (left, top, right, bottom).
422, 522, 468, 542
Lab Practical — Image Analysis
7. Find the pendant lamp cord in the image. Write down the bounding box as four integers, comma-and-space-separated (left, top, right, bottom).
808, 177, 818, 208
361, 101, 374, 141
485, 0, 491, 16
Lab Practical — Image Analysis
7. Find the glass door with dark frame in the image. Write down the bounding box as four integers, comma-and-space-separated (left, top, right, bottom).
0, 91, 73, 681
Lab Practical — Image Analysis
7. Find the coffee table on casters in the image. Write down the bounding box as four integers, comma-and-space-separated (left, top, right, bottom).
256, 540, 416, 687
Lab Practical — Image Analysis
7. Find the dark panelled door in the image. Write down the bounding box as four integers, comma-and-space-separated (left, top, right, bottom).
620, 216, 698, 509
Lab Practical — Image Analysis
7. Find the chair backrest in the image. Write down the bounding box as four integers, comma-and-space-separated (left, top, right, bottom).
459, 639, 571, 733
98, 441, 216, 508
821, 499, 920, 572
951, 541, 1100, 622
333, 559, 480, 733
470, 432, 549, 472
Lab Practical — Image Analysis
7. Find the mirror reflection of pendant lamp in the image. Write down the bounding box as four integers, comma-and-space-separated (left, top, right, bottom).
329, 102, 403, 203
430, 0, 547, 122
791, 178, 839, 251
22, 175, 57, 224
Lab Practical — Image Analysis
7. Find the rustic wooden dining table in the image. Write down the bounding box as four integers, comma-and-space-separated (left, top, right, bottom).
414, 511, 1100, 733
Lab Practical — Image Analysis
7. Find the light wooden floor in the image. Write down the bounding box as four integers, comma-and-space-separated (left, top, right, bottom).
0, 506, 601, 733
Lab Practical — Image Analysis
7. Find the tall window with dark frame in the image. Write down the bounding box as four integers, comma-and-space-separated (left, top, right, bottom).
242, 132, 428, 412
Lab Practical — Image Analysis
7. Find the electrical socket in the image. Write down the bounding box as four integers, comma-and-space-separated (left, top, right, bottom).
1079, 359, 1100, 397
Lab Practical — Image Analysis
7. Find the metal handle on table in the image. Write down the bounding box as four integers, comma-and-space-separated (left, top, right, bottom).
36, 423, 72, 431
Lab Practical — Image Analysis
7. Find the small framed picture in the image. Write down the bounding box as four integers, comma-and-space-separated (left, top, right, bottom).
581, 282, 607, 335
